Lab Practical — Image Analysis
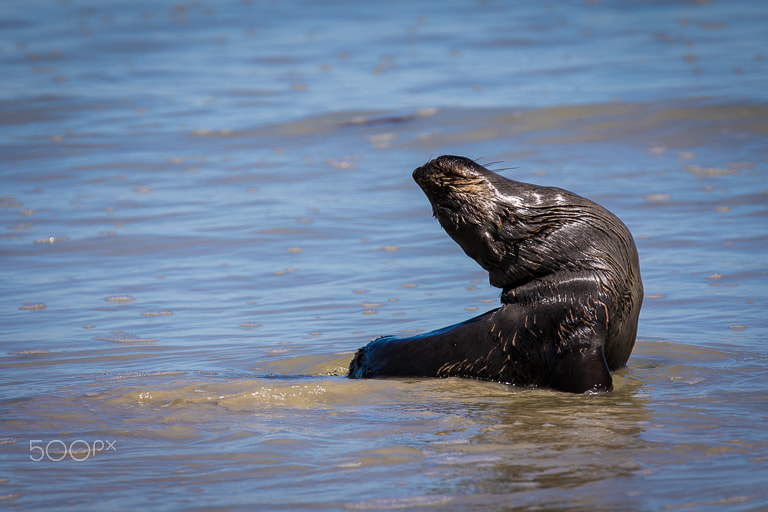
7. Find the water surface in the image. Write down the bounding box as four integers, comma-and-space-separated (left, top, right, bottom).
1, 1, 767, 510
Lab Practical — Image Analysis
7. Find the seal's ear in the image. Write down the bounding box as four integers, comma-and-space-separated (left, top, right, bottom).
551, 345, 613, 393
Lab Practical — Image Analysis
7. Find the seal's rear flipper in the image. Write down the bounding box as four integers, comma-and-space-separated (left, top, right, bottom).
551, 344, 613, 393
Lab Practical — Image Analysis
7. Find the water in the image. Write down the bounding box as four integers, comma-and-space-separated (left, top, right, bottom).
1, 0, 767, 510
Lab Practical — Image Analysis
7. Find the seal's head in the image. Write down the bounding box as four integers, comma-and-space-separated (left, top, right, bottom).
413, 155, 531, 289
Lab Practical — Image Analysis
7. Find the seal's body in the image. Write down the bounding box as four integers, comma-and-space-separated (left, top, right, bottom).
348, 156, 642, 393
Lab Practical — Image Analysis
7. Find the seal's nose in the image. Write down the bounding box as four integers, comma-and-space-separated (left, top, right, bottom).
412, 161, 441, 193
412, 163, 426, 185
412, 156, 449, 187
412, 158, 439, 188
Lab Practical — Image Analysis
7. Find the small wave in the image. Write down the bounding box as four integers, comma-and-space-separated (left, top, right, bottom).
346, 496, 454, 510
93, 332, 156, 344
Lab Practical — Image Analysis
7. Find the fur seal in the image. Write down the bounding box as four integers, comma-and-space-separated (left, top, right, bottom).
348, 155, 643, 393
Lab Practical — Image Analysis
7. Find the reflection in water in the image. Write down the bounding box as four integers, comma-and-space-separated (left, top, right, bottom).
415, 374, 651, 509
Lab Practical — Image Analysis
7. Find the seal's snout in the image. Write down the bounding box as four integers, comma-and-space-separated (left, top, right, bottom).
412, 157, 449, 188
411, 163, 427, 186
412, 159, 440, 197
412, 155, 490, 196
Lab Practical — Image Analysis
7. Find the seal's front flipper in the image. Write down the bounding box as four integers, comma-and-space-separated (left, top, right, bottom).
551, 344, 612, 393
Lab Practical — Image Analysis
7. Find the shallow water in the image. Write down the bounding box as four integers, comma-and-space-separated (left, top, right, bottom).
2, 0, 767, 510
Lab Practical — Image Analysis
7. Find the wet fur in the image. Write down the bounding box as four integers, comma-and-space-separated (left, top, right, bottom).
348, 155, 643, 393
